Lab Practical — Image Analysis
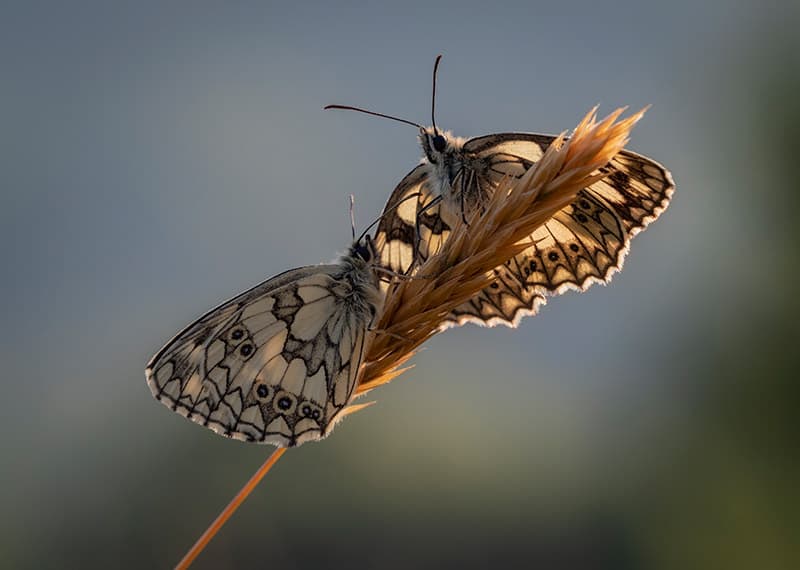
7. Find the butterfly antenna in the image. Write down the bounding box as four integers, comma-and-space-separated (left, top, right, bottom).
349, 195, 357, 240
431, 54, 443, 137
324, 105, 422, 129
355, 191, 423, 244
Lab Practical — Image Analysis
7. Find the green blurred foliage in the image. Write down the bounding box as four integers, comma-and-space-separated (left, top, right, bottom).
631, 37, 800, 570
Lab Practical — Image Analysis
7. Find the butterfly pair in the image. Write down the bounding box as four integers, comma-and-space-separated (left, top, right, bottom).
146, 57, 674, 447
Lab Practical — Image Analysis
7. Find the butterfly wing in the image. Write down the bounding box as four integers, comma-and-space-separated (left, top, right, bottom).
445, 263, 549, 329
374, 164, 451, 274
146, 266, 372, 447
451, 133, 673, 327
586, 149, 675, 237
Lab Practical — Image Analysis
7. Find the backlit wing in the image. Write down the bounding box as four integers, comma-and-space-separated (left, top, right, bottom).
146, 266, 372, 447
374, 164, 451, 275
426, 132, 672, 327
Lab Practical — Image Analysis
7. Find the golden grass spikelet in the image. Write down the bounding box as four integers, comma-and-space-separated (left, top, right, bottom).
357, 106, 646, 395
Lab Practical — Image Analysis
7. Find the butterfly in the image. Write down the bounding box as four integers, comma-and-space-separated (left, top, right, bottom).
376, 131, 675, 328
327, 56, 674, 328
146, 236, 384, 447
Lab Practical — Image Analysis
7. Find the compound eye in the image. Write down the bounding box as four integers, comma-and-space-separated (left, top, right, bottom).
432, 134, 447, 152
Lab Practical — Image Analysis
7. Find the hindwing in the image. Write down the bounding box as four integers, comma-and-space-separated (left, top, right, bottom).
147, 264, 378, 447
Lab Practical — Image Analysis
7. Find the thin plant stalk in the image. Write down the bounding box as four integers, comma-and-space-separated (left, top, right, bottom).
174, 448, 287, 570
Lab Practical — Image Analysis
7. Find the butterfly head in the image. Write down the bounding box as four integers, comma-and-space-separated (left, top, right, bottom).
350, 234, 378, 265
420, 127, 454, 164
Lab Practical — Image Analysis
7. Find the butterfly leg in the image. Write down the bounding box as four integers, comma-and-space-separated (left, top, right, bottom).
367, 326, 410, 342
374, 266, 416, 281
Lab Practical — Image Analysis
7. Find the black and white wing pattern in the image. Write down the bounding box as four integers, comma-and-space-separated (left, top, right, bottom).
146, 239, 384, 447
375, 130, 674, 328
373, 164, 451, 275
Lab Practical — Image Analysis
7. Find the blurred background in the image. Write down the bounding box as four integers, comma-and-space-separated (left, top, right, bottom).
2, 1, 798, 568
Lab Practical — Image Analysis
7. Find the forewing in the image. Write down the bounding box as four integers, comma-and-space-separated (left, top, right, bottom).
146, 267, 372, 447
464, 133, 674, 234
462, 132, 553, 164
588, 149, 675, 236
374, 164, 450, 274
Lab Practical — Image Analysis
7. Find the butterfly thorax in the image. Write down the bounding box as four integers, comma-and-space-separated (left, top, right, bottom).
419, 127, 491, 215
334, 240, 384, 325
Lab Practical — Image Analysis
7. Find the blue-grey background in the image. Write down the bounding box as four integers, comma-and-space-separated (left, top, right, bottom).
2, 1, 798, 568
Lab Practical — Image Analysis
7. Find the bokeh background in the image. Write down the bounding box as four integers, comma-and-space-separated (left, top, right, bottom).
2, 1, 798, 568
